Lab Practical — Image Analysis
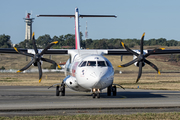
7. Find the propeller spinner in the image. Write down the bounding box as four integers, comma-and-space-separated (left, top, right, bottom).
14, 32, 61, 83
118, 32, 165, 83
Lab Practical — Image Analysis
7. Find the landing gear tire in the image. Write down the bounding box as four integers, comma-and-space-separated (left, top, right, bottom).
107, 86, 111, 96
97, 93, 100, 98
92, 93, 96, 98
112, 86, 117, 96
61, 85, 65, 96
56, 86, 60, 96
107, 85, 117, 96
92, 89, 100, 98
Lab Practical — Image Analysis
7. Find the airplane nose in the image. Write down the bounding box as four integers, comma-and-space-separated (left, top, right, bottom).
78, 68, 108, 89
90, 72, 106, 88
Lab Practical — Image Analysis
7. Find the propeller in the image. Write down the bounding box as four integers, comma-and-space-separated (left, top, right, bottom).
118, 32, 165, 83
14, 32, 61, 83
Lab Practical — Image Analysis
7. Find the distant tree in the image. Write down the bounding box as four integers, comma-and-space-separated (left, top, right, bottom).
57, 35, 66, 48
36, 34, 52, 48
1, 66, 5, 70
17, 39, 33, 48
167, 40, 178, 46
85, 39, 93, 48
93, 39, 108, 49
64, 34, 75, 46
0, 34, 12, 48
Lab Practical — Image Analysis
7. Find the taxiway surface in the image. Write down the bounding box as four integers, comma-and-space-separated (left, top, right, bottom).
0, 86, 180, 116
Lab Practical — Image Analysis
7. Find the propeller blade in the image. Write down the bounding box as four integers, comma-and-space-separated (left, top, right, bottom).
121, 42, 139, 56
32, 32, 38, 54
41, 58, 61, 69
118, 58, 138, 67
17, 60, 34, 73
140, 32, 145, 54
37, 62, 42, 83
136, 61, 143, 83
144, 59, 160, 74
14, 47, 34, 57
144, 48, 165, 57
40, 41, 58, 56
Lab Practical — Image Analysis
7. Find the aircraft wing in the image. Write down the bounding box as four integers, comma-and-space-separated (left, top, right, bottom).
0, 48, 180, 55
106, 49, 180, 55
0, 48, 68, 54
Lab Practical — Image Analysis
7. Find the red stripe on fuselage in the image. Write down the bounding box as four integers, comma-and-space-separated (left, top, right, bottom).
75, 19, 78, 49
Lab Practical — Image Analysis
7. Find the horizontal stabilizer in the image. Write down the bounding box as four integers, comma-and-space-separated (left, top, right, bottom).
79, 15, 117, 18
37, 15, 75, 17
37, 15, 117, 18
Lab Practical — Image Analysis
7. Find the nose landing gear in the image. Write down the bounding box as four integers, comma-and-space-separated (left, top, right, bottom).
92, 88, 100, 98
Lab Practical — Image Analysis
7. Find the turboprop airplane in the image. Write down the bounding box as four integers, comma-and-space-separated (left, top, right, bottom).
1, 8, 180, 98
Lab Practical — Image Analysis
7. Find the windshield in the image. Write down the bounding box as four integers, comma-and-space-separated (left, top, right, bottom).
106, 61, 111, 67
97, 61, 106, 67
79, 60, 108, 67
87, 61, 96, 66
79, 61, 87, 67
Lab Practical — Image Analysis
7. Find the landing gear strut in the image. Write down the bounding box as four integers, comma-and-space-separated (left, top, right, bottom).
107, 85, 117, 96
92, 88, 100, 98
56, 82, 65, 96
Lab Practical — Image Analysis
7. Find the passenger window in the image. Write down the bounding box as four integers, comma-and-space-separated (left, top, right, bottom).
80, 61, 87, 67
87, 61, 96, 66
98, 61, 106, 67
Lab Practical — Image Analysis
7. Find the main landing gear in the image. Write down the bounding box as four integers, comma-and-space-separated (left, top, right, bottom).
56, 82, 65, 96
92, 88, 100, 98
107, 85, 117, 96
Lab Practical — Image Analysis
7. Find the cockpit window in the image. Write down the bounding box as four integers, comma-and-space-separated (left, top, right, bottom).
87, 61, 96, 66
106, 61, 111, 67
80, 61, 87, 67
98, 61, 106, 67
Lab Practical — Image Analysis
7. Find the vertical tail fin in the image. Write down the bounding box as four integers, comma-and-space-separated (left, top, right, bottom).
37, 8, 117, 50
75, 8, 80, 49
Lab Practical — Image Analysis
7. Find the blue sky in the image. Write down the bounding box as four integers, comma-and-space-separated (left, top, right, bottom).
0, 0, 180, 44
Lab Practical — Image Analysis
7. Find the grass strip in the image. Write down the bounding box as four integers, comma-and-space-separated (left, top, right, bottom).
0, 112, 180, 120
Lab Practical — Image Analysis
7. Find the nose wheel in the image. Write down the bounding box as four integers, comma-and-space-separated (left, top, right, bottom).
92, 88, 100, 98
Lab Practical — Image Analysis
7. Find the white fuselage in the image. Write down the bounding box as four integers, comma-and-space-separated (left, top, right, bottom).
64, 53, 114, 92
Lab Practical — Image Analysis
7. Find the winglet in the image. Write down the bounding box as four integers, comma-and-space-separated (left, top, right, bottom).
158, 70, 161, 75
121, 42, 125, 48
14, 47, 18, 53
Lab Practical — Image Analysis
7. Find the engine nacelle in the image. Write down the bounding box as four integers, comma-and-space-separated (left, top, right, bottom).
64, 75, 78, 90
133, 55, 145, 67
28, 49, 43, 66
132, 50, 148, 67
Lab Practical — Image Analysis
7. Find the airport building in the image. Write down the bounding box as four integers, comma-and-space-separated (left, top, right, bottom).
24, 13, 34, 40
